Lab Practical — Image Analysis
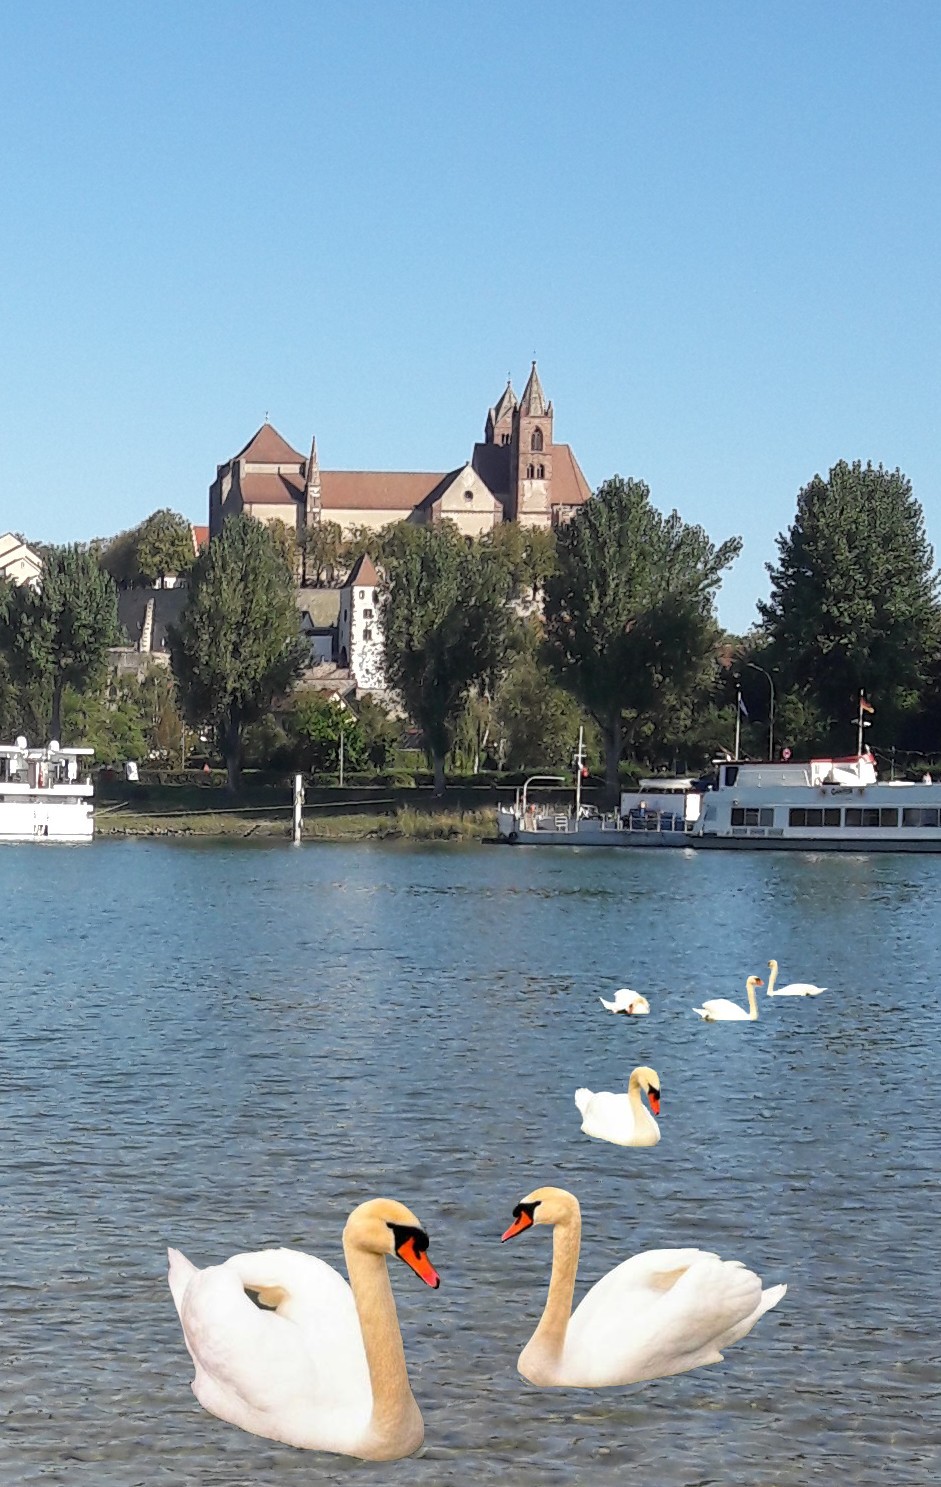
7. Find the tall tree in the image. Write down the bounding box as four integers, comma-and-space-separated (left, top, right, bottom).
380, 526, 514, 793
168, 515, 306, 791
759, 461, 940, 744
0, 545, 120, 740
302, 519, 344, 586
543, 477, 740, 798
136, 509, 196, 586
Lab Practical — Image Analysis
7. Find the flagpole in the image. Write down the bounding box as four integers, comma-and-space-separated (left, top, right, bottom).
857, 692, 864, 755
734, 683, 742, 759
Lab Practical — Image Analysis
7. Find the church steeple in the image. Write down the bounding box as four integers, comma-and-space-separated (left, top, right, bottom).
510, 362, 553, 525
303, 435, 321, 525
485, 377, 518, 445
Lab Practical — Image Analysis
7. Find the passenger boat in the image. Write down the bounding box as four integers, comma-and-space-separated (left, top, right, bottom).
497, 732, 941, 853
0, 738, 95, 842
692, 752, 941, 852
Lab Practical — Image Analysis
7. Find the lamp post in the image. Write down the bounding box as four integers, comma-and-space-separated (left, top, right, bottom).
747, 662, 776, 761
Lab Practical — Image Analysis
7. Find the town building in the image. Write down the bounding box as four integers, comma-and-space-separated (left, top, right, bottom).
0, 533, 42, 589
208, 364, 590, 551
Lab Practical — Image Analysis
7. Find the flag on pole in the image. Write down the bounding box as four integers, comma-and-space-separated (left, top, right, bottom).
860, 697, 875, 715
738, 694, 749, 718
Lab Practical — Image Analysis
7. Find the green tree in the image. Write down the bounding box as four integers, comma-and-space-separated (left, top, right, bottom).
543, 477, 741, 800
285, 691, 367, 773
168, 514, 306, 792
492, 621, 585, 770
759, 461, 941, 746
136, 509, 196, 586
0, 545, 121, 740
380, 526, 514, 793
302, 519, 344, 586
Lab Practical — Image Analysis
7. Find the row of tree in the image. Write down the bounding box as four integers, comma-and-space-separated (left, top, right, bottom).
2, 459, 939, 793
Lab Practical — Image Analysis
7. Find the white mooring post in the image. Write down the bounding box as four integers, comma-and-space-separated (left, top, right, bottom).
292, 772, 305, 844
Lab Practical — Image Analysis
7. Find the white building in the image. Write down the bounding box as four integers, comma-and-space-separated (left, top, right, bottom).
0, 533, 42, 589
338, 554, 386, 694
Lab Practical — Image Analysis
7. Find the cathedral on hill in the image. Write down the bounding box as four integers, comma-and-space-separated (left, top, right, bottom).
208, 364, 590, 546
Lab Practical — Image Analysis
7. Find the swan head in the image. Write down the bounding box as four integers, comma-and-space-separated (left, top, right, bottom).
629, 1065, 661, 1115
767, 960, 778, 973
747, 976, 764, 991
501, 1185, 579, 1240
344, 1198, 440, 1288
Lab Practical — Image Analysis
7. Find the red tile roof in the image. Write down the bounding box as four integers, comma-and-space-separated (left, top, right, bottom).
240, 471, 305, 504
346, 553, 379, 586
192, 525, 209, 550
320, 470, 447, 511
234, 422, 304, 464
551, 443, 591, 507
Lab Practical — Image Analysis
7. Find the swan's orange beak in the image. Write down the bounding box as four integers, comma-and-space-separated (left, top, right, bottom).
395, 1234, 440, 1288
648, 1090, 661, 1115
502, 1209, 534, 1242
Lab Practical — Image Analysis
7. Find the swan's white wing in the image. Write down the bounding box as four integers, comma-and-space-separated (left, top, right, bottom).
770, 982, 825, 996
565, 1248, 773, 1386
695, 999, 749, 1021
599, 997, 617, 1012
175, 1247, 371, 1450
577, 1091, 635, 1142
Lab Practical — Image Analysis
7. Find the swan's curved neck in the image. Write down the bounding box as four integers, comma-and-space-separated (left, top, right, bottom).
747, 981, 759, 1020
344, 1238, 418, 1443
767, 962, 777, 994
628, 1074, 645, 1116
530, 1210, 581, 1367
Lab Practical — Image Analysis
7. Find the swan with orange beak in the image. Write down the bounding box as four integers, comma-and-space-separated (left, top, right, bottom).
574, 1065, 661, 1147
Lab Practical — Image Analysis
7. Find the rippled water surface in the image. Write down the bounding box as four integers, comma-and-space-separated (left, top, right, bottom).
1, 839, 940, 1485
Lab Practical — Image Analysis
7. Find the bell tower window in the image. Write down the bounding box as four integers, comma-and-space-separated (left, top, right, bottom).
531, 428, 544, 452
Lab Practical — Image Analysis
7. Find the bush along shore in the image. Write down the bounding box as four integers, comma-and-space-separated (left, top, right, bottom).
92, 778, 596, 841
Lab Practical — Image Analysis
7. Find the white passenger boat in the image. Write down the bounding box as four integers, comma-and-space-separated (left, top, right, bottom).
692, 752, 941, 851
0, 737, 95, 842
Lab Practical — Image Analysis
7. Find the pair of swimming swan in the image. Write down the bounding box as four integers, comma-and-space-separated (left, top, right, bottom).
169, 1190, 786, 1460
575, 1065, 661, 1146
695, 960, 826, 1020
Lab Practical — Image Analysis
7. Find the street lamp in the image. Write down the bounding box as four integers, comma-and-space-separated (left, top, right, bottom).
747, 662, 776, 761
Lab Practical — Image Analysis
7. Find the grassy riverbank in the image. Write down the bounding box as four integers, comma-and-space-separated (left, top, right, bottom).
96, 801, 495, 841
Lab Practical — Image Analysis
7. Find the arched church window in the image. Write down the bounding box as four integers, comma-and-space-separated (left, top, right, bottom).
501, 433, 511, 445
526, 464, 535, 479
531, 428, 544, 452
536, 464, 545, 478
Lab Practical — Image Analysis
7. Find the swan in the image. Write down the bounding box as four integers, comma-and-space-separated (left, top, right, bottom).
501, 1186, 786, 1388
599, 988, 650, 1016
167, 1197, 440, 1460
766, 958, 825, 997
694, 975, 763, 1022
574, 1065, 661, 1147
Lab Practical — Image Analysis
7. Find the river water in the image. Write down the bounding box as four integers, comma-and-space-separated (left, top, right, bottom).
0, 840, 938, 1485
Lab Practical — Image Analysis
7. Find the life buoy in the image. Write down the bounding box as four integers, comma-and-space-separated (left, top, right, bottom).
507, 830, 519, 844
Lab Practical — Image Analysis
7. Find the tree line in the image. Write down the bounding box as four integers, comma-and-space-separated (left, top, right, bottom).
1, 459, 939, 792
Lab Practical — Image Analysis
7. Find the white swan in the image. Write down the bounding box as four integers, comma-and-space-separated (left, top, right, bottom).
599, 988, 650, 1016
574, 1065, 661, 1147
167, 1198, 440, 1460
694, 974, 763, 1022
501, 1186, 786, 1388
766, 958, 825, 996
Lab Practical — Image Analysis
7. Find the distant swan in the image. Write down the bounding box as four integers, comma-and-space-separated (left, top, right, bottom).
599, 988, 650, 1015
167, 1198, 440, 1460
766, 959, 825, 997
574, 1065, 661, 1147
694, 975, 763, 1022
501, 1186, 787, 1387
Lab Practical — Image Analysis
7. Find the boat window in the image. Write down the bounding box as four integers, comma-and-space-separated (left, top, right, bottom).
723, 766, 739, 787
844, 808, 881, 827
902, 806, 939, 827
731, 806, 774, 827
880, 808, 898, 827
789, 807, 841, 827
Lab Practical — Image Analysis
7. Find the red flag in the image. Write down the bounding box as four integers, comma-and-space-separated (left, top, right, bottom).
860, 697, 875, 715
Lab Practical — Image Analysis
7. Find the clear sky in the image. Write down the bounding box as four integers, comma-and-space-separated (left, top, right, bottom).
2, 1, 939, 632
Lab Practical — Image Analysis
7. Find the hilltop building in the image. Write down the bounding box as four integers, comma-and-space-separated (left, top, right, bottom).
0, 533, 42, 590
208, 364, 590, 551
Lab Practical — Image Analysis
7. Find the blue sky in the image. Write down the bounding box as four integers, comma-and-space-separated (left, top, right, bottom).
2, 1, 939, 632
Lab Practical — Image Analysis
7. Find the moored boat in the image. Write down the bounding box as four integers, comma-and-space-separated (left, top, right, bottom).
0, 738, 95, 842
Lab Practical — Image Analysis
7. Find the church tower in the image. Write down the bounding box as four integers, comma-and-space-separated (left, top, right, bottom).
509, 362, 553, 525
484, 378, 517, 446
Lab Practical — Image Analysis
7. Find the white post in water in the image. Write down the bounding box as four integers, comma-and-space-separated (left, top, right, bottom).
292, 772, 304, 844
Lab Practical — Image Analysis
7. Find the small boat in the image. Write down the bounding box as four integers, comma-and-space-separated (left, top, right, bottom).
0, 737, 95, 842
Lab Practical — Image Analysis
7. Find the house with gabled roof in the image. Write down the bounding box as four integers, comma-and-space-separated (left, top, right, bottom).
208, 365, 590, 555
0, 533, 42, 590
